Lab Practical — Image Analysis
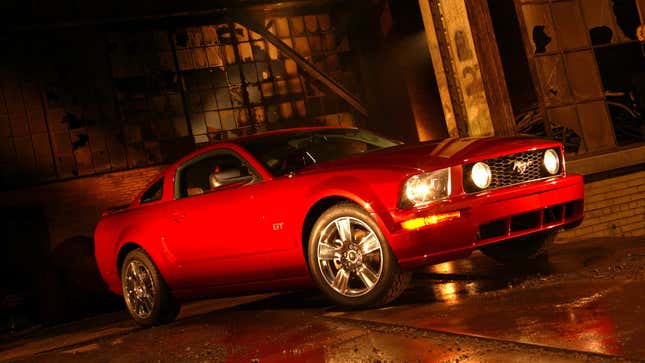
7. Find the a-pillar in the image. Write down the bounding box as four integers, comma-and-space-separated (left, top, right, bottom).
419, 0, 516, 137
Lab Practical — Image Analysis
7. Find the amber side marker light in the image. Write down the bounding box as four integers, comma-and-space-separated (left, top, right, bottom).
401, 211, 461, 230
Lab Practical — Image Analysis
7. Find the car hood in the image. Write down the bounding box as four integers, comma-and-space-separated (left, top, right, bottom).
301, 136, 559, 174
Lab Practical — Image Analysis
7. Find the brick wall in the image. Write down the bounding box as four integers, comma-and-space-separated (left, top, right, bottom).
0, 165, 165, 250
558, 170, 645, 242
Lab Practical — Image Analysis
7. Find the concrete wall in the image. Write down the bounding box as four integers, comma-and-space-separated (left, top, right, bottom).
558, 170, 645, 242
0, 165, 165, 250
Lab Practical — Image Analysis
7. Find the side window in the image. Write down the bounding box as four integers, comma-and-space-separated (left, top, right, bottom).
177, 152, 257, 198
140, 178, 164, 204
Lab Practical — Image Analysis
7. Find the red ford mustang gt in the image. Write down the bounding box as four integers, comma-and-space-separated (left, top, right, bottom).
94, 126, 584, 325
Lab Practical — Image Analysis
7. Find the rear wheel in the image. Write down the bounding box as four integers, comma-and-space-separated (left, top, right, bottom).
307, 202, 411, 308
480, 230, 556, 264
121, 249, 180, 326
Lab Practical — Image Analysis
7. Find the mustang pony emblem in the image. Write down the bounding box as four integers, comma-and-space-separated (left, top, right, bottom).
513, 160, 533, 175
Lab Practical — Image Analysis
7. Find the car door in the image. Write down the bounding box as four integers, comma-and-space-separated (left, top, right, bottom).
163, 148, 284, 287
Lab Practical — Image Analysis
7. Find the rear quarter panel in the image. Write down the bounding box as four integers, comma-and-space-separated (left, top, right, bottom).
94, 202, 176, 295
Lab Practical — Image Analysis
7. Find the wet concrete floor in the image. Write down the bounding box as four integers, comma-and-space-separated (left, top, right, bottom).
1, 237, 644, 362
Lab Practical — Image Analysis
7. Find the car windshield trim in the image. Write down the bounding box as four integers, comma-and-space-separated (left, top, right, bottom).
238, 128, 400, 177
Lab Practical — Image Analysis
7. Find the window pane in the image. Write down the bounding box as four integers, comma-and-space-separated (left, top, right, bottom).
564, 51, 603, 101
580, 0, 621, 45
535, 55, 573, 106
551, 1, 589, 50
546, 106, 583, 154
577, 101, 616, 150
521, 4, 559, 54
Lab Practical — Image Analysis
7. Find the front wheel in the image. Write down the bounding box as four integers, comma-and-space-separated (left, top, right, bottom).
480, 230, 556, 264
121, 249, 180, 326
307, 202, 411, 308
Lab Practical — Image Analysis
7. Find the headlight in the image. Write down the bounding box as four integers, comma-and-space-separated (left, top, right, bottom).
543, 149, 560, 175
471, 162, 491, 189
401, 168, 451, 208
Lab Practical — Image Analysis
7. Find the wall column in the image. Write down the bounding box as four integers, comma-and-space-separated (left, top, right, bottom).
418, 0, 515, 137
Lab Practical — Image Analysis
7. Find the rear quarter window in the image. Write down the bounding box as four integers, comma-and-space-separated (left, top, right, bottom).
140, 178, 164, 204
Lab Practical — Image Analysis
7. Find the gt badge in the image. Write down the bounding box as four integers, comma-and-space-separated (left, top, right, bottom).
273, 222, 284, 231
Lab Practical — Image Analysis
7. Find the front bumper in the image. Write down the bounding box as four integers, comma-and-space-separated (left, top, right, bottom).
388, 174, 584, 269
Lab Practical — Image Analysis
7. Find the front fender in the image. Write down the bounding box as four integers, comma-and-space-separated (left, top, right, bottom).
303, 175, 398, 240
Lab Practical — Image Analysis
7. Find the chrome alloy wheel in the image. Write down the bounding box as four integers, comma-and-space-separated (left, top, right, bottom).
316, 216, 384, 297
123, 260, 156, 319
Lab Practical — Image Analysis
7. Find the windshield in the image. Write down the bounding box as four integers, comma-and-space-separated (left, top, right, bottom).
238, 128, 400, 177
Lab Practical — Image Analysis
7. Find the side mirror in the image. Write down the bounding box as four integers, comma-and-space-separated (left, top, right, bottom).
209, 168, 253, 188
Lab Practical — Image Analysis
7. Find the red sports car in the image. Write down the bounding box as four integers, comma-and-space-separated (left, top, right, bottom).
94, 126, 584, 325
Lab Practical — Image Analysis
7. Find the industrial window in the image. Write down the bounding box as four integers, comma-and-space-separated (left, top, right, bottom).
0, 10, 362, 190
514, 0, 644, 154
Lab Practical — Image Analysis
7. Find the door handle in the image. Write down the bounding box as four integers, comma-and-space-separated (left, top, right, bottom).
169, 211, 185, 224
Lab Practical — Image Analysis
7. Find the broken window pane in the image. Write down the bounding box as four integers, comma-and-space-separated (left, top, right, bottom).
534, 55, 573, 106
580, 0, 621, 45
234, 23, 249, 42
521, 4, 559, 54
238, 42, 253, 62
551, 1, 588, 50
611, 0, 641, 40
564, 51, 603, 101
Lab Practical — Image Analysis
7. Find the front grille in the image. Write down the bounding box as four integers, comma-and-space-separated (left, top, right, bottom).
463, 148, 561, 193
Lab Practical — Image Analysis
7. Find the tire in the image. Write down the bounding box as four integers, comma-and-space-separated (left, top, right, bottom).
480, 230, 556, 264
121, 249, 180, 326
307, 202, 411, 308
